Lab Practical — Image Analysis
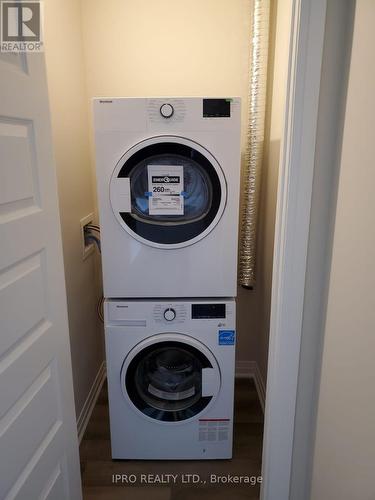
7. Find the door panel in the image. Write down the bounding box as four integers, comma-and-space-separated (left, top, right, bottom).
0, 51, 82, 499
122, 337, 220, 422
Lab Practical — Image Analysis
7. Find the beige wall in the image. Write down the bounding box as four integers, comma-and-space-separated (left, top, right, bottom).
80, 0, 259, 361
81, 0, 252, 116
44, 0, 286, 391
311, 1, 375, 498
243, 0, 292, 380
260, 0, 292, 379
79, 0, 291, 375
44, 0, 104, 417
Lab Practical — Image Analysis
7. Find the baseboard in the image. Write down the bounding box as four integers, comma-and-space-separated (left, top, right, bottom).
236, 360, 266, 413
77, 361, 106, 443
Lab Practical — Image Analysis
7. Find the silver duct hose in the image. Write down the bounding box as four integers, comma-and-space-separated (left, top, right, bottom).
239, 0, 270, 288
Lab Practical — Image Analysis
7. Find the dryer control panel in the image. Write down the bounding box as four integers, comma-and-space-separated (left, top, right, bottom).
142, 96, 241, 132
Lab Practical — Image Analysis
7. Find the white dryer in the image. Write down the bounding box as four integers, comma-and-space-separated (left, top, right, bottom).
105, 299, 236, 460
94, 97, 241, 298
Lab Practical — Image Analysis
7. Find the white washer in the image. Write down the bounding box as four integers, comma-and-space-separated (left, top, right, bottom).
105, 299, 236, 460
94, 97, 241, 298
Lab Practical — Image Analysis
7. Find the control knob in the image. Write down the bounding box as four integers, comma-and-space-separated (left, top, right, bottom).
160, 103, 174, 118
164, 308, 176, 321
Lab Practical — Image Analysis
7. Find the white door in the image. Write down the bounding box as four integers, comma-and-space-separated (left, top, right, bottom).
0, 51, 82, 499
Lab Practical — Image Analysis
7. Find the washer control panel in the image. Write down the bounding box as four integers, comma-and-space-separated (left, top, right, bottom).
153, 303, 187, 324
106, 300, 233, 327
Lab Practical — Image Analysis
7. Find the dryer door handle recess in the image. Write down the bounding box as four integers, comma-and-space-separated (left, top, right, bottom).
201, 367, 220, 397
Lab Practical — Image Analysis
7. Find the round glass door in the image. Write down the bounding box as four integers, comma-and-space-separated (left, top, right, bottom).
122, 338, 220, 422
110, 136, 227, 248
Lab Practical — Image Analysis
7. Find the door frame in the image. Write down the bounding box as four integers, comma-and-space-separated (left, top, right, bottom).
261, 0, 331, 498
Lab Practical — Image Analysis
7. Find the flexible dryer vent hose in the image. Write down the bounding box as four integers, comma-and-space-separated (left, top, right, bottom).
239, 0, 271, 288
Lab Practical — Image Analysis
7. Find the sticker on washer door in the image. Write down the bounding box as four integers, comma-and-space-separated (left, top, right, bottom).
147, 165, 184, 216
218, 330, 236, 345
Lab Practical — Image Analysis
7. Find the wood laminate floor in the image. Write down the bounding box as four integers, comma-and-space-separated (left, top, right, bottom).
80, 378, 264, 499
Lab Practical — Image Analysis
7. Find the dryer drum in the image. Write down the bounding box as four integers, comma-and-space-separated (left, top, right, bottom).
116, 142, 223, 245
130, 154, 213, 225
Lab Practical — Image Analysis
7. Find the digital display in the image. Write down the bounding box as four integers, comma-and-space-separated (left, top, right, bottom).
203, 99, 231, 118
192, 304, 226, 319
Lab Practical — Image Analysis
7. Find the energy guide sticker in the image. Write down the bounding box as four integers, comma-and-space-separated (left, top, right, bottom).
148, 165, 184, 216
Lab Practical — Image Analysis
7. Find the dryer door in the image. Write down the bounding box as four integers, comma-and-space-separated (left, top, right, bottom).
121, 334, 221, 422
110, 136, 227, 249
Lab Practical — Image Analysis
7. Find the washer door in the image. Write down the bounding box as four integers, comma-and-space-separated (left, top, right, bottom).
110, 136, 227, 249
121, 334, 221, 422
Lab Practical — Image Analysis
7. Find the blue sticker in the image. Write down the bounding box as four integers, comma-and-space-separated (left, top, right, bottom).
144, 191, 152, 197
218, 330, 235, 345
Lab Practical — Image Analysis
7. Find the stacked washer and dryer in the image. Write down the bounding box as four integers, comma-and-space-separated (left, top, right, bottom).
94, 97, 241, 459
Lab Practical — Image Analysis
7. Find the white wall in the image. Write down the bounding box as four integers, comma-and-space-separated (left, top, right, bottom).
311, 1, 375, 498
44, 0, 104, 417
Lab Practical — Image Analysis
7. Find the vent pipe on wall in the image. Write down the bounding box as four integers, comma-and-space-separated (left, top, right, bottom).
239, 0, 271, 288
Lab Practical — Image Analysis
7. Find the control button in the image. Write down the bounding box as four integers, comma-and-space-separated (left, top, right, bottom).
164, 308, 176, 321
160, 103, 174, 118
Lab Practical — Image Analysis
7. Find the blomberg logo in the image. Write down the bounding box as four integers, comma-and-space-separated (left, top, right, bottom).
152, 176, 180, 184
1, 1, 43, 52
